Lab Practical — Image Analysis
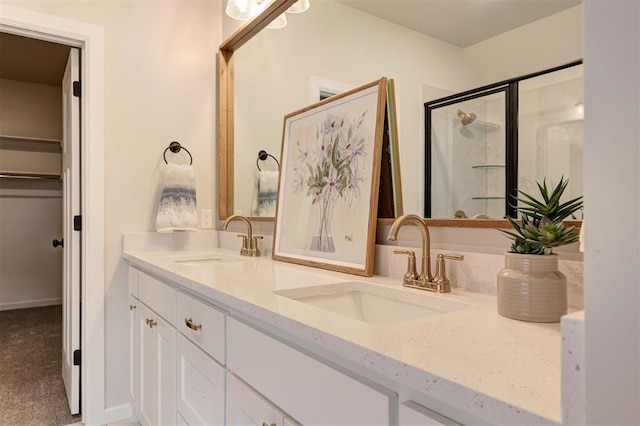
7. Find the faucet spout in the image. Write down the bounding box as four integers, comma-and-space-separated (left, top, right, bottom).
223, 214, 261, 256
387, 214, 432, 282
223, 214, 253, 241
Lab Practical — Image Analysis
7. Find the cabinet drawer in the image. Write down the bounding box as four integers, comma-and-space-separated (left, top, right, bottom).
227, 318, 393, 425
176, 291, 226, 363
176, 334, 226, 426
138, 271, 176, 326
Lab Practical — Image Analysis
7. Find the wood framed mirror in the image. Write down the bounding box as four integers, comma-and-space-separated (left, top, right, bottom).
217, 0, 583, 229
218, 0, 298, 221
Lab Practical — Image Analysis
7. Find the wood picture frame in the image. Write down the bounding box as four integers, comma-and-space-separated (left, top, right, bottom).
272, 78, 387, 276
378, 78, 404, 218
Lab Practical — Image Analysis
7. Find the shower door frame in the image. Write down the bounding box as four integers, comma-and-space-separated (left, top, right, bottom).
425, 85, 514, 218
424, 59, 583, 219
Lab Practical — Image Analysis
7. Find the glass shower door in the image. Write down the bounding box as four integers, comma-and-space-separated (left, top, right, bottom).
426, 89, 507, 219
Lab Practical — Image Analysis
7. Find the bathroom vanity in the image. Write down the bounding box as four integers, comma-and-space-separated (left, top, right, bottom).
124, 246, 567, 425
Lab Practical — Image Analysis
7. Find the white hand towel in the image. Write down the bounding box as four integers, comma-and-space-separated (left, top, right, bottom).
251, 170, 278, 217
156, 163, 197, 232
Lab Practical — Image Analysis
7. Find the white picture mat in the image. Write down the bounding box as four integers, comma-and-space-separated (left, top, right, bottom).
274, 84, 380, 269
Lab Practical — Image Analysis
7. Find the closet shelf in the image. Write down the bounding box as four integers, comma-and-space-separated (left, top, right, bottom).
471, 164, 505, 169
0, 135, 62, 153
0, 134, 62, 144
0, 172, 61, 180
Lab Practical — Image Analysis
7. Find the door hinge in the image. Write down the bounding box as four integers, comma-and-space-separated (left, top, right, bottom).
74, 215, 82, 231
73, 81, 81, 98
73, 349, 81, 366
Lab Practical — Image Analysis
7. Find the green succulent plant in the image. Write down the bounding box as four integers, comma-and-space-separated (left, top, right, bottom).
500, 177, 583, 255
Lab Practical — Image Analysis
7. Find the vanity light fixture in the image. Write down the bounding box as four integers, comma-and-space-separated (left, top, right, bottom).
225, 0, 309, 29
287, 0, 309, 13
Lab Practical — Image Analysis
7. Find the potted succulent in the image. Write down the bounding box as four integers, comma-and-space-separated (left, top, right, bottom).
497, 177, 583, 322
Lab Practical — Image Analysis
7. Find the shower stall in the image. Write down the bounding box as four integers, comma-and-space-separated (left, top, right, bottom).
424, 60, 583, 219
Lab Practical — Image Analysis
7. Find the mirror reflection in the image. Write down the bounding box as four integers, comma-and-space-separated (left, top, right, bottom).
426, 62, 583, 219
226, 0, 583, 221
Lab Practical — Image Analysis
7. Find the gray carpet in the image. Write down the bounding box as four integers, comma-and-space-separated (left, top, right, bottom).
0, 305, 80, 426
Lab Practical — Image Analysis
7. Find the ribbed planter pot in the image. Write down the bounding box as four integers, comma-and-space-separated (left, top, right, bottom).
497, 252, 567, 323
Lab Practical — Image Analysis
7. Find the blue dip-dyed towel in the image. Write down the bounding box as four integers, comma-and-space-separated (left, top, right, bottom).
251, 170, 278, 217
156, 163, 197, 232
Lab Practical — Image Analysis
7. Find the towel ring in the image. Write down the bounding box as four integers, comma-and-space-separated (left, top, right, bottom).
163, 141, 193, 165
256, 150, 280, 171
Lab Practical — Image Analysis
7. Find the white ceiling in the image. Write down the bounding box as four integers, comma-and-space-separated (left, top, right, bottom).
337, 0, 582, 47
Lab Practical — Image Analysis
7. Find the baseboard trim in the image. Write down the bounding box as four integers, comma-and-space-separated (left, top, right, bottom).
0, 298, 62, 311
85, 403, 134, 426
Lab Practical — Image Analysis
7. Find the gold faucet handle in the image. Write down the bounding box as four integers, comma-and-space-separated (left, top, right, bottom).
250, 236, 263, 257
442, 254, 464, 261
236, 234, 249, 256
433, 253, 464, 292
393, 249, 419, 282
393, 249, 413, 255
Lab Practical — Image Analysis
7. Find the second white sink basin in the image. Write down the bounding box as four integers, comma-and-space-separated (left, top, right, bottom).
170, 253, 244, 266
274, 282, 470, 324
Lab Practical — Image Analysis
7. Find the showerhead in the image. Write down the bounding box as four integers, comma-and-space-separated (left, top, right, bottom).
457, 109, 477, 126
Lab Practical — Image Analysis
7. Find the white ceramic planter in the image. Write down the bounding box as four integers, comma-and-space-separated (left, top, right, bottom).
497, 252, 567, 323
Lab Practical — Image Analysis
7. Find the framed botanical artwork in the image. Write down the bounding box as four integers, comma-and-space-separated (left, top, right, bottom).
272, 77, 387, 276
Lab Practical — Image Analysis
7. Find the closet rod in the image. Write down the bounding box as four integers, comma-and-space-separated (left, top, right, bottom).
0, 172, 61, 180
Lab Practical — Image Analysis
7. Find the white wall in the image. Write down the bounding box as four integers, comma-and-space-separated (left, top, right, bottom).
584, 0, 640, 423
0, 78, 62, 139
0, 187, 63, 310
1, 0, 222, 409
463, 5, 583, 86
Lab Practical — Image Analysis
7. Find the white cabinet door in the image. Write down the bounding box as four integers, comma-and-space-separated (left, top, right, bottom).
226, 373, 287, 426
129, 294, 139, 416
61, 47, 81, 416
399, 401, 461, 426
227, 318, 392, 425
138, 302, 176, 426
176, 334, 226, 426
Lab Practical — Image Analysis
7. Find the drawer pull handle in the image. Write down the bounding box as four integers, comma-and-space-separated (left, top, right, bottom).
129, 304, 136, 310
146, 318, 157, 328
185, 318, 202, 331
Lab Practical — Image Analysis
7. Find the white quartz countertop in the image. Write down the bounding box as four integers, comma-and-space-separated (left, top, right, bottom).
124, 248, 563, 425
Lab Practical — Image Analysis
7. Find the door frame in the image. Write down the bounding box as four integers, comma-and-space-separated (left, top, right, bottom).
0, 5, 117, 425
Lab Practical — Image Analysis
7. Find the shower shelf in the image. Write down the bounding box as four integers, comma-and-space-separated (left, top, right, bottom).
468, 120, 501, 129
472, 164, 505, 169
472, 196, 505, 200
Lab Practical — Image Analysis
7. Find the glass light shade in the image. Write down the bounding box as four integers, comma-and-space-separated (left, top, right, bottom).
287, 0, 310, 13
226, 0, 253, 20
267, 13, 287, 29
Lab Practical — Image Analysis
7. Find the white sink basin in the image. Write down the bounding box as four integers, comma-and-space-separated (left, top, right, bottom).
170, 253, 244, 266
274, 282, 470, 324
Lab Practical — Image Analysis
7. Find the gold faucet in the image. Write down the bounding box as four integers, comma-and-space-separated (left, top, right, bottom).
223, 214, 262, 257
387, 214, 462, 292
388, 214, 433, 282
